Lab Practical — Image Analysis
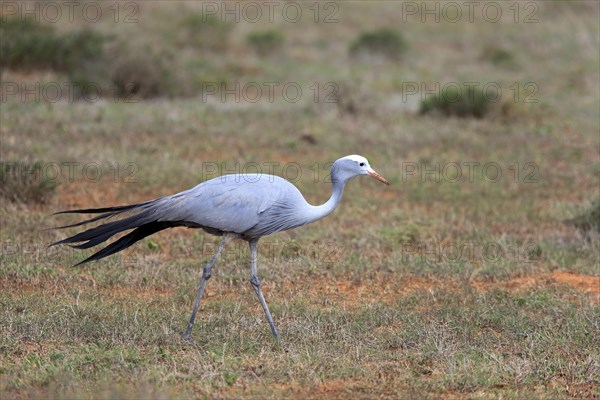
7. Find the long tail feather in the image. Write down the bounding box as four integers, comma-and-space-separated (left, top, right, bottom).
50, 200, 159, 230
73, 221, 177, 266
52, 196, 201, 266
50, 211, 153, 248
52, 212, 119, 230
52, 201, 155, 216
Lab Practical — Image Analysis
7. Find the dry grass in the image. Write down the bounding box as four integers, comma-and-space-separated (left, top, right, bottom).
1, 1, 599, 399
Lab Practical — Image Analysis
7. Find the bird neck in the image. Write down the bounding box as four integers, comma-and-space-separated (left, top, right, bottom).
306, 176, 346, 223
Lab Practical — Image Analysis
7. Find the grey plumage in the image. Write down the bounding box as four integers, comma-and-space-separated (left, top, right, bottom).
52, 155, 389, 340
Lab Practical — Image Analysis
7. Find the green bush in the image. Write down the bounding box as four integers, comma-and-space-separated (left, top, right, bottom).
247, 30, 284, 57
1, 17, 199, 100
0, 18, 104, 73
0, 18, 61, 70
50, 29, 107, 99
68, 42, 176, 100
57, 29, 105, 73
182, 13, 233, 50
482, 47, 516, 68
110, 49, 170, 99
0, 18, 171, 100
419, 85, 492, 118
569, 198, 600, 235
349, 29, 406, 60
380, 225, 420, 246
0, 162, 58, 204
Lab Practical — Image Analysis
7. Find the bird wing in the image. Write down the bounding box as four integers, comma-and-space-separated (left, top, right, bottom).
172, 174, 286, 235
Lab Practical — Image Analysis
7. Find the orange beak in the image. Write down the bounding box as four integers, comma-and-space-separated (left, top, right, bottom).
368, 169, 390, 185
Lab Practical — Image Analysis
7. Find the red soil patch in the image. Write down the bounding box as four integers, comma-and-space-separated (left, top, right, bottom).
549, 271, 599, 296
313, 379, 361, 398
472, 271, 599, 299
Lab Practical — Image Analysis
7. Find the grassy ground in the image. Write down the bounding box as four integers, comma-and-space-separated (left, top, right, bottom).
1, 1, 599, 399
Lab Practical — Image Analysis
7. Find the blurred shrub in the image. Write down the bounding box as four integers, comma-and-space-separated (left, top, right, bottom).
58, 29, 105, 73
247, 30, 284, 57
110, 49, 171, 99
488, 98, 545, 124
419, 86, 492, 118
68, 42, 177, 100
0, 18, 104, 73
569, 198, 600, 235
380, 225, 420, 245
1, 17, 199, 99
0, 162, 57, 204
182, 13, 233, 50
0, 18, 62, 70
482, 46, 516, 68
332, 82, 376, 117
349, 29, 406, 61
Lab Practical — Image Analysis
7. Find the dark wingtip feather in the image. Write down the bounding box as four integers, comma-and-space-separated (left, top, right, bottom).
51, 200, 159, 232
69, 222, 176, 266
49, 237, 74, 248
52, 203, 147, 216
72, 259, 87, 267
50, 212, 118, 230
49, 209, 145, 249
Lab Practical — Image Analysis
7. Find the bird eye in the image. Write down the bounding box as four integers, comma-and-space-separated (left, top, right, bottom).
359, 162, 365, 167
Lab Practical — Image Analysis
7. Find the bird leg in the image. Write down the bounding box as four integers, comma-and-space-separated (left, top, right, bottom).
183, 234, 232, 341
249, 240, 280, 340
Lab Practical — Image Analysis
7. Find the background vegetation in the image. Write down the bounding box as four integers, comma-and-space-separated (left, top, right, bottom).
1, 1, 599, 399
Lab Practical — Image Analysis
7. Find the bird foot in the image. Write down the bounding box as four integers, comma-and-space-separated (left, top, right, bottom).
182, 324, 194, 341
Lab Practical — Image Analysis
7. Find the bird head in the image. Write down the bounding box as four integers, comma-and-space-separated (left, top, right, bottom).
332, 155, 389, 185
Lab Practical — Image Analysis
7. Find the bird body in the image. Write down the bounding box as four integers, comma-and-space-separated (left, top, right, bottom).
53, 155, 389, 340
177, 173, 323, 239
